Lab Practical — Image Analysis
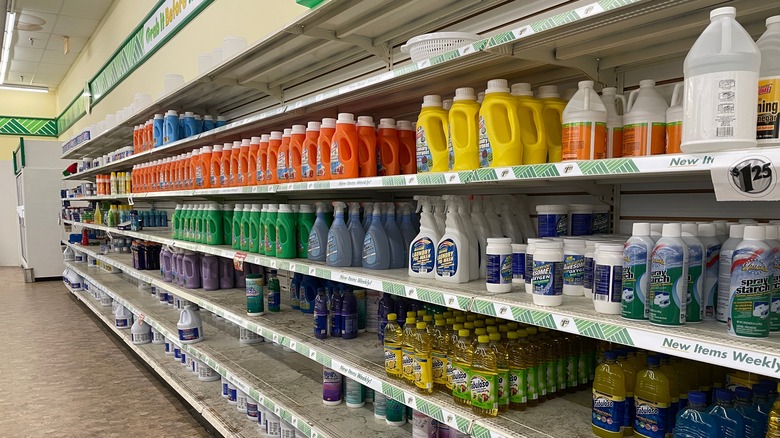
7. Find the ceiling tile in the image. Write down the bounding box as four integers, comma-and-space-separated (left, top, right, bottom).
35, 62, 70, 76
59, 0, 113, 21
14, 30, 51, 49
15, 0, 63, 14
7, 70, 37, 84
11, 47, 44, 62
40, 49, 76, 65
16, 10, 58, 34
45, 35, 86, 53
52, 16, 99, 39
9, 59, 38, 72
28, 73, 62, 87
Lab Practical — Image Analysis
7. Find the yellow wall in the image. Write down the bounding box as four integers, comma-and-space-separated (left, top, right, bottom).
0, 88, 57, 159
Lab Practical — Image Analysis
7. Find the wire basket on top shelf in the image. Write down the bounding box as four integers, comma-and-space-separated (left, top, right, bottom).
400, 32, 481, 63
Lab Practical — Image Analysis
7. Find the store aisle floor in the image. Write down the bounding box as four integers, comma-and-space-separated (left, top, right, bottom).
0, 267, 210, 438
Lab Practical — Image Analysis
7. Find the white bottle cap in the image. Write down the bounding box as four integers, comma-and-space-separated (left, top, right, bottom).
743, 225, 766, 241
189, 150, 197, 157
338, 113, 355, 123
698, 223, 716, 237
536, 85, 560, 98
632, 222, 650, 236
154, 113, 164, 119
710, 6, 736, 19
300, 204, 314, 213
241, 139, 251, 146
421, 95, 442, 108
251, 136, 261, 143
306, 121, 321, 131
222, 143, 232, 151
681, 223, 698, 236
485, 79, 509, 94
283, 128, 292, 137
650, 223, 663, 233
729, 224, 746, 238
662, 223, 681, 238
185, 111, 194, 117
270, 131, 283, 140
454, 87, 477, 101
510, 83, 533, 96
639, 79, 656, 88
213, 144, 222, 151
602, 87, 617, 95
378, 118, 396, 129
204, 115, 213, 120
442, 99, 453, 110
233, 141, 241, 148
766, 16, 780, 26
765, 224, 779, 240
260, 134, 271, 142
292, 124, 306, 135
234, 203, 244, 211
578, 80, 595, 89
357, 116, 374, 127
321, 117, 337, 128
278, 204, 293, 213
243, 204, 252, 211
166, 110, 178, 116
397, 120, 413, 130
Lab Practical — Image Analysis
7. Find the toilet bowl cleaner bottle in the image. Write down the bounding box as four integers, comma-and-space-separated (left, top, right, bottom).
562, 80, 607, 161
537, 85, 566, 162
449, 87, 480, 171
729, 225, 773, 338
757, 16, 780, 147
357, 116, 377, 178
301, 122, 320, 180
363, 203, 390, 270
397, 120, 416, 174
331, 113, 359, 179
409, 196, 441, 279
377, 118, 400, 176
416, 95, 449, 173
326, 202, 351, 267
511, 83, 546, 164
681, 7, 760, 152
479, 79, 522, 168
435, 196, 470, 283
622, 80, 668, 157
600, 87, 625, 158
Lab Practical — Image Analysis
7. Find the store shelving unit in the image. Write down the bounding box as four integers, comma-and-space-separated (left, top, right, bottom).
58, 0, 780, 436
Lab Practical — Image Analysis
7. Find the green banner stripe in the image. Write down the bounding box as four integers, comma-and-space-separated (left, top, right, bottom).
0, 116, 56, 136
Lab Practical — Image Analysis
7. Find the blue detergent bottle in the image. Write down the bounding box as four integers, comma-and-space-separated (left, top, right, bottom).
362, 202, 373, 232
362, 203, 390, 270
341, 288, 357, 339
752, 383, 772, 437
674, 390, 717, 438
326, 201, 352, 267
299, 275, 320, 314
347, 202, 365, 267
163, 110, 179, 144
383, 202, 407, 269
153, 114, 164, 147
203, 115, 215, 132
734, 387, 763, 438
216, 115, 227, 127
184, 112, 201, 137
178, 113, 186, 139
708, 388, 745, 438
290, 273, 303, 310
307, 202, 329, 262
330, 289, 343, 338
399, 202, 416, 251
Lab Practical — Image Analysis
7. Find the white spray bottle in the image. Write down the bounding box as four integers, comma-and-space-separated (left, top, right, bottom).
432, 197, 446, 235
409, 196, 441, 278
483, 196, 502, 237
457, 196, 480, 281
497, 196, 523, 243
436, 195, 471, 283
513, 194, 537, 240
470, 196, 491, 278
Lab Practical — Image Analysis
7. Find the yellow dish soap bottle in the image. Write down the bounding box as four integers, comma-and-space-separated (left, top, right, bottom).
383, 313, 403, 380
413, 321, 433, 395
537, 85, 566, 162
416, 95, 449, 173
471, 335, 499, 417
511, 83, 547, 164
478, 79, 522, 168
592, 350, 627, 438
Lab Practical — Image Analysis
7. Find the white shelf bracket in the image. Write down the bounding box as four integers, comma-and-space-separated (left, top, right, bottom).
241, 81, 284, 103
302, 27, 391, 64
579, 181, 614, 206
507, 46, 600, 82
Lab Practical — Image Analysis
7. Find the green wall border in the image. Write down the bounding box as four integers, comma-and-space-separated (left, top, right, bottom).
0, 116, 57, 137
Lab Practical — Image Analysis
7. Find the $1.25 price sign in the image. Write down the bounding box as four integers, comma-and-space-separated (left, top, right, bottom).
711, 152, 780, 201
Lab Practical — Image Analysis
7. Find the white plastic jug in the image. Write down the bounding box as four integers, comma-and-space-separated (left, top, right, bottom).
561, 80, 607, 161
600, 87, 625, 158
666, 83, 684, 154
757, 16, 780, 147
681, 7, 760, 152
623, 80, 668, 156
177, 305, 203, 344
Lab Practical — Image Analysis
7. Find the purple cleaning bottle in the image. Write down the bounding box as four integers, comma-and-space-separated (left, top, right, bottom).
161, 246, 173, 282
234, 266, 247, 288
341, 288, 357, 339
174, 252, 185, 286
218, 257, 234, 289
182, 251, 202, 289
201, 255, 219, 291
330, 289, 343, 338
314, 287, 328, 339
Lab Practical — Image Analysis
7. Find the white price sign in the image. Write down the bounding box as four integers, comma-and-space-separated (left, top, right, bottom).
712, 151, 780, 201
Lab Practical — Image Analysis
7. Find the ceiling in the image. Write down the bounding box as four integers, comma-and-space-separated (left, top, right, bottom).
4, 0, 114, 89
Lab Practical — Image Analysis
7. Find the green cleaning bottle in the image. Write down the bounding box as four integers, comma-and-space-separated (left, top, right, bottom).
204, 202, 223, 245
276, 204, 297, 259
248, 204, 262, 253
297, 204, 315, 258
231, 204, 243, 249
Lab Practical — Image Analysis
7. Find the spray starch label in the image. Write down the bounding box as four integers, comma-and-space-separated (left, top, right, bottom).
634, 397, 669, 438
410, 237, 435, 274
757, 76, 780, 143
622, 242, 649, 319
649, 244, 687, 326
685, 244, 704, 323
563, 254, 585, 286
486, 253, 512, 284
592, 390, 626, 434
436, 239, 459, 277
416, 127, 432, 172
532, 260, 563, 296
477, 116, 493, 168
704, 242, 721, 319
729, 245, 773, 337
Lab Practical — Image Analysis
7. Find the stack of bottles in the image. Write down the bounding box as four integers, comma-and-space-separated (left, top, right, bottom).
592, 348, 775, 438
131, 240, 161, 271
159, 245, 263, 292
96, 172, 132, 195
140, 111, 227, 151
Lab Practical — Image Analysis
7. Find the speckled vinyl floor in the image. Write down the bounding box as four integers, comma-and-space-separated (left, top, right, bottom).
0, 267, 211, 437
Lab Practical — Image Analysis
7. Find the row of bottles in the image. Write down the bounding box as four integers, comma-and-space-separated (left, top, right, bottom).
96, 172, 132, 195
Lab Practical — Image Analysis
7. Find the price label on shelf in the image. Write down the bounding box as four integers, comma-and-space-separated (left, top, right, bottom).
712, 151, 780, 201
233, 252, 247, 271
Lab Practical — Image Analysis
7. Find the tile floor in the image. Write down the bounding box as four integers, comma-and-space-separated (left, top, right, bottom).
0, 267, 210, 437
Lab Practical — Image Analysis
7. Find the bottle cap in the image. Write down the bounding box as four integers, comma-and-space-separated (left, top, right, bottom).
710, 6, 736, 19
752, 383, 771, 398
337, 113, 356, 123
603, 351, 617, 361
646, 355, 660, 366
765, 225, 779, 240
743, 225, 766, 241
270, 131, 283, 140
416, 322, 426, 329
578, 80, 595, 89
662, 223, 681, 238
478, 335, 490, 343
306, 121, 321, 131
421, 95, 442, 108
510, 83, 533, 96
715, 388, 734, 402
396, 120, 413, 130
291, 124, 306, 135
321, 117, 337, 128
488, 332, 501, 341
698, 223, 716, 237
537, 85, 560, 98
283, 128, 292, 137
453, 87, 476, 101
639, 79, 656, 88
260, 134, 270, 142
485, 79, 509, 94
506, 331, 518, 340
387, 313, 397, 321
458, 329, 470, 337
379, 118, 396, 129
602, 87, 617, 95
688, 390, 706, 404
734, 386, 753, 401
241, 139, 251, 146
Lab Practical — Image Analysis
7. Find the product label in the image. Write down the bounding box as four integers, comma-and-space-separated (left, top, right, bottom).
452, 363, 471, 402
704, 243, 721, 318
220, 162, 228, 186
432, 351, 447, 386
532, 260, 563, 296
718, 249, 735, 322
330, 140, 344, 176
246, 283, 264, 314
557, 358, 567, 391
486, 253, 512, 285
594, 264, 622, 304
342, 314, 357, 336
571, 213, 593, 236
447, 125, 454, 171
436, 239, 459, 277
563, 254, 585, 286
416, 126, 433, 172
314, 313, 328, 337
256, 156, 265, 182
648, 244, 687, 326
326, 232, 338, 262
410, 237, 435, 274
623, 242, 650, 319
634, 397, 669, 438
584, 256, 594, 291
592, 390, 626, 433
301, 147, 314, 179
757, 76, 780, 143
685, 71, 758, 143
593, 212, 610, 234
772, 254, 780, 331
512, 250, 525, 280
384, 344, 402, 377
446, 358, 454, 390
317, 145, 327, 177
545, 361, 556, 395
322, 368, 342, 403
308, 232, 322, 258
115, 318, 130, 328
178, 327, 200, 341
686, 244, 704, 322
277, 151, 288, 180
525, 253, 534, 285
195, 166, 203, 187
527, 366, 539, 401
509, 368, 527, 403
402, 347, 415, 381
537, 363, 547, 396
566, 355, 579, 389
562, 121, 607, 160
477, 115, 492, 168
363, 234, 377, 264
666, 121, 682, 154
497, 369, 509, 407
470, 372, 498, 410
729, 245, 773, 337
538, 213, 568, 237
622, 122, 665, 156
413, 354, 433, 390
608, 126, 624, 158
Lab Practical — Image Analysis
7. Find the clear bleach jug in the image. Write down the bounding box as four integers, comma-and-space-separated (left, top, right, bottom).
357, 116, 377, 178
562, 80, 607, 161
681, 6, 760, 152
449, 87, 480, 171
666, 83, 684, 154
396, 120, 416, 174
757, 16, 780, 147
622, 79, 668, 156
537, 85, 566, 162
510, 83, 546, 165
377, 118, 400, 176
478, 79, 522, 167
331, 113, 359, 179
416, 95, 449, 173
600, 87, 625, 158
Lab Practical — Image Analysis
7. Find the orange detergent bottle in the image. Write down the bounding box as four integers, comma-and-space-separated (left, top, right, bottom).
317, 118, 336, 180
301, 121, 320, 181
256, 134, 269, 185
277, 128, 292, 182
219, 142, 232, 187
209, 145, 222, 188
330, 113, 359, 179
266, 131, 282, 185
185, 152, 194, 189
377, 118, 400, 176
397, 120, 416, 174
197, 146, 211, 189
229, 141, 241, 186
238, 139, 250, 186
247, 136, 260, 185
357, 116, 377, 178
289, 124, 306, 182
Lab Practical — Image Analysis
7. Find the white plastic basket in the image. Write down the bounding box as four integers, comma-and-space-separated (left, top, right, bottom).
400, 32, 481, 63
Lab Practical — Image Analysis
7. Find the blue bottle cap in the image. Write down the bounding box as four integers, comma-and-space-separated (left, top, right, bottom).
715, 388, 733, 402
734, 386, 752, 401
603, 350, 617, 361
753, 383, 771, 397
688, 391, 706, 405
646, 355, 660, 366
614, 348, 627, 358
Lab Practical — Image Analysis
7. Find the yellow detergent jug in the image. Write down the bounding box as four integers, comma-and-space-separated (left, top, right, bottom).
478, 79, 522, 168
511, 83, 547, 164
633, 355, 671, 438
449, 87, 480, 171
592, 351, 627, 438
416, 95, 449, 173
537, 85, 566, 162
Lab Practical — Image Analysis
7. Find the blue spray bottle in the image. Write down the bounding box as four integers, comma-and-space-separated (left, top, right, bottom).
398, 202, 416, 252
383, 202, 406, 269
362, 202, 373, 232
347, 202, 365, 267
675, 390, 717, 438
307, 202, 329, 262
708, 389, 745, 438
326, 201, 351, 267
362, 202, 390, 270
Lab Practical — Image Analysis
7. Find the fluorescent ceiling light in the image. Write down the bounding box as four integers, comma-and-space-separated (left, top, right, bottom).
0, 11, 17, 85
0, 84, 48, 93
